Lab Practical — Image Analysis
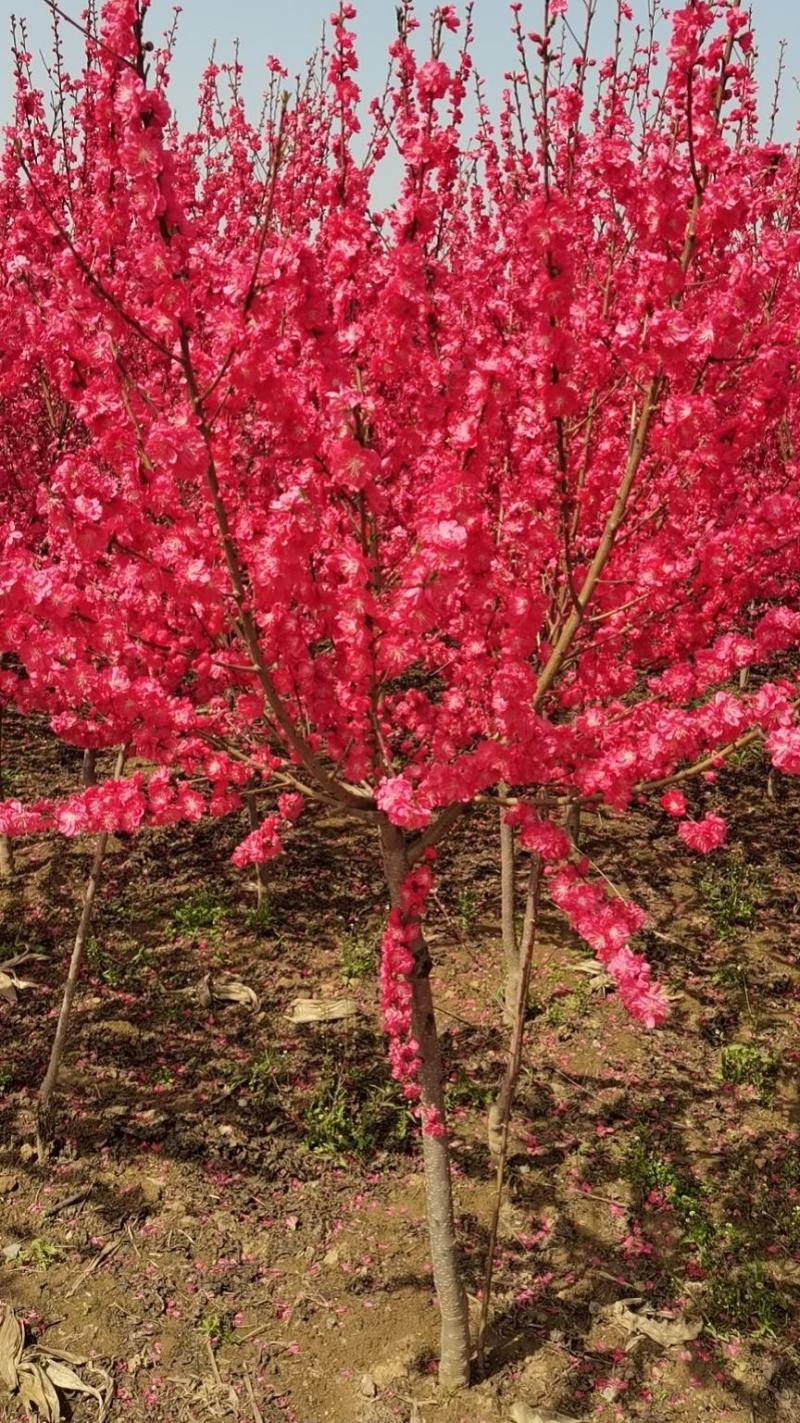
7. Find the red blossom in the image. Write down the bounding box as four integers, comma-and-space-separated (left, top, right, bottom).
659, 790, 688, 818
0, 0, 798, 1047
677, 813, 728, 854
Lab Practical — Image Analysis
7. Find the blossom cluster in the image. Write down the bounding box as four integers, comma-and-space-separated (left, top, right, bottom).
0, 0, 798, 1038
548, 865, 668, 1028
378, 856, 445, 1135
503, 805, 571, 862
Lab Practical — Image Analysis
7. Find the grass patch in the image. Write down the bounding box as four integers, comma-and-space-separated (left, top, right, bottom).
699, 855, 762, 937
455, 888, 478, 939
541, 977, 594, 1030
173, 891, 227, 932
339, 929, 376, 983
305, 1051, 410, 1161
624, 1136, 716, 1262
22, 1238, 62, 1271
623, 1134, 790, 1336
445, 1067, 494, 1112
244, 901, 275, 936
86, 936, 151, 988
719, 1043, 778, 1099
197, 1310, 236, 1347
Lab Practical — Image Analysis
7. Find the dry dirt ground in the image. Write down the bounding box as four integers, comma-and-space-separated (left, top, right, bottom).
3, 715, 800, 1422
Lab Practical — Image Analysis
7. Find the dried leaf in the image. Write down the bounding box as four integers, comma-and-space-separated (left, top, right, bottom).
487, 1100, 503, 1159
510, 1405, 584, 1423
212, 979, 259, 1009
0, 970, 35, 1005
572, 959, 610, 990
607, 1298, 703, 1347
287, 997, 358, 1023
0, 952, 48, 974
0, 1303, 110, 1422
41, 1357, 104, 1405
198, 974, 259, 1009
17, 1359, 61, 1421
0, 1304, 24, 1389
35, 1347, 87, 1367
196, 974, 213, 1008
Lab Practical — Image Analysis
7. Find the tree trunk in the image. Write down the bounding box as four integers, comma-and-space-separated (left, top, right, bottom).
479, 857, 541, 1371
36, 830, 110, 1162
0, 709, 13, 879
487, 857, 541, 1159
81, 749, 98, 788
566, 797, 582, 849
245, 788, 268, 908
380, 821, 471, 1391
36, 747, 125, 1163
499, 788, 519, 1028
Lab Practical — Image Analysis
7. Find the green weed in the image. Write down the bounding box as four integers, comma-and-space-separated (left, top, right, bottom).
445, 1068, 494, 1112
542, 978, 593, 1030
339, 929, 375, 983
305, 1060, 410, 1160
247, 1050, 281, 1105
197, 1310, 235, 1346
245, 901, 274, 935
173, 891, 227, 932
711, 956, 748, 992
86, 936, 150, 988
699, 856, 761, 937
719, 1043, 778, 1099
784, 1205, 800, 1249
624, 1136, 716, 1262
85, 936, 122, 988
456, 889, 478, 939
22, 1238, 62, 1271
726, 741, 765, 771
708, 1261, 788, 1338
0, 1067, 11, 1094
624, 1134, 789, 1335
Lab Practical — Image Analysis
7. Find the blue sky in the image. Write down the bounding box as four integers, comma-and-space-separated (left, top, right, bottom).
2, 1, 798, 143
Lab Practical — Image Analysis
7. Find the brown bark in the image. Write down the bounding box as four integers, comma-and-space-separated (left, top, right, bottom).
245, 788, 268, 908
380, 820, 471, 1391
498, 787, 519, 1028
81, 748, 98, 788
0, 709, 13, 879
565, 797, 582, 848
480, 857, 541, 1370
35, 748, 125, 1163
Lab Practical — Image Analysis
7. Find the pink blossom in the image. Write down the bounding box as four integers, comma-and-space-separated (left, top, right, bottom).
506, 804, 571, 861
659, 789, 687, 818
74, 495, 103, 522
548, 866, 667, 1027
231, 816, 282, 867
379, 860, 443, 1136
767, 726, 800, 775
416, 60, 451, 102
277, 792, 304, 822
677, 814, 727, 854
375, 777, 430, 830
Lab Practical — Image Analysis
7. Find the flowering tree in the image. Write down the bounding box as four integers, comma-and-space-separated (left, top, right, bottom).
2, 0, 800, 1387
